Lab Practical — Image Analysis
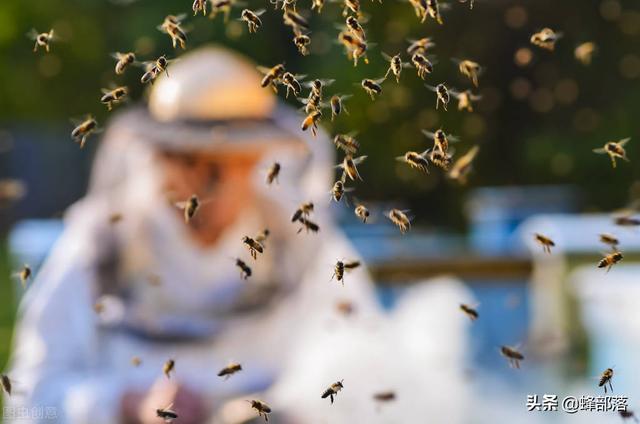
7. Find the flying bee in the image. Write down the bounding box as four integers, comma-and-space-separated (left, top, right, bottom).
422, 128, 459, 153
341, 0, 360, 16
453, 58, 482, 87
217, 362, 242, 379
306, 78, 334, 99
619, 409, 639, 422
373, 391, 396, 402
266, 162, 281, 185
501, 345, 524, 369
386, 209, 411, 234
291, 202, 314, 222
248, 400, 271, 422
338, 31, 369, 66
593, 138, 631, 168
411, 53, 434, 79
296, 216, 320, 234
614, 215, 640, 227
331, 178, 348, 203
255, 228, 270, 245
425, 0, 444, 24
193, 0, 208, 15
382, 52, 408, 83
336, 155, 367, 181
407, 37, 436, 56
140, 55, 171, 84
131, 356, 142, 367
175, 194, 200, 223
282, 72, 305, 98
426, 83, 450, 110
333, 133, 359, 155
530, 28, 562, 51
163, 359, 175, 379
345, 16, 366, 41
158, 15, 188, 49
242, 236, 264, 260
396, 150, 430, 173
241, 9, 265, 33
460, 303, 479, 321
300, 95, 322, 115
283, 9, 309, 33
235, 258, 252, 279
599, 368, 614, 393
322, 380, 344, 404
354, 204, 370, 223
598, 251, 623, 272
156, 403, 178, 423
336, 300, 356, 316
449, 145, 479, 184
574, 42, 596, 66
599, 233, 619, 251
361, 78, 384, 100
71, 116, 100, 149
451, 89, 481, 112
293, 34, 311, 55
28, 29, 55, 53
112, 52, 136, 75
331, 260, 360, 285
14, 264, 32, 288
1, 374, 12, 396
100, 86, 128, 111
258, 63, 286, 92
209, 0, 237, 22
534, 233, 555, 253
428, 149, 453, 170
311, 0, 325, 13
329, 94, 351, 121
301, 110, 322, 137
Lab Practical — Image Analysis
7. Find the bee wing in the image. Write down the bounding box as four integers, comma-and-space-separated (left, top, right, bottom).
449, 88, 461, 97
26, 28, 40, 40
421, 129, 435, 139
352, 155, 368, 165
256, 65, 275, 75
254, 8, 267, 16
592, 147, 607, 154
381, 51, 395, 61
424, 84, 438, 92
447, 134, 461, 142
617, 137, 631, 147
174, 201, 188, 210
395, 155, 406, 162
294, 73, 308, 80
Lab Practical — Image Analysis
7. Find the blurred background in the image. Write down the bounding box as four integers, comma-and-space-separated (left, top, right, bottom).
1, 0, 640, 422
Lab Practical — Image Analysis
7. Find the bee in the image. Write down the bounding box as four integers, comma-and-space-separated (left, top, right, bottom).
329, 94, 351, 121
593, 138, 631, 168
28, 29, 55, 53
242, 236, 264, 260
322, 380, 344, 404
386, 209, 411, 234
241, 9, 265, 33
337, 155, 367, 181
598, 251, 623, 272
306, 78, 334, 100
291, 202, 314, 222
141, 55, 171, 84
331, 177, 351, 203
296, 217, 320, 233
93, 301, 105, 314
175, 194, 200, 223
112, 52, 136, 75
449, 145, 480, 184
301, 110, 322, 137
336, 300, 356, 316
333, 133, 359, 155
293, 34, 311, 56
193, 0, 208, 15
599, 368, 614, 393
614, 215, 640, 227
255, 228, 270, 245
338, 31, 369, 66
574, 42, 596, 66
341, 0, 360, 16
71, 116, 100, 148
1, 374, 12, 396
459, 303, 479, 321
159, 15, 188, 49
100, 86, 128, 111
355, 204, 370, 223
361, 78, 384, 100
266, 162, 281, 185
424, 0, 444, 24
0, 179, 26, 207
407, 37, 436, 56
453, 59, 482, 87
382, 53, 407, 83
248, 400, 272, 422
14, 264, 32, 288
426, 83, 450, 110
530, 28, 562, 51
534, 233, 555, 253
451, 89, 481, 112
283, 9, 309, 33
156, 403, 178, 423
217, 362, 242, 379
109, 212, 123, 224
209, 0, 237, 22
411, 53, 434, 79
373, 391, 396, 402
422, 128, 459, 153
235, 258, 252, 279
428, 149, 453, 170
396, 150, 430, 173
345, 16, 366, 41
131, 356, 142, 367
500, 345, 524, 369
258, 63, 286, 92
163, 359, 175, 379
619, 409, 639, 422
599, 233, 619, 251
282, 72, 305, 98
331, 260, 360, 285
311, 0, 325, 13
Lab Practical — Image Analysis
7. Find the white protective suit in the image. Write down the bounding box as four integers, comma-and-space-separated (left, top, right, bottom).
6, 47, 474, 424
